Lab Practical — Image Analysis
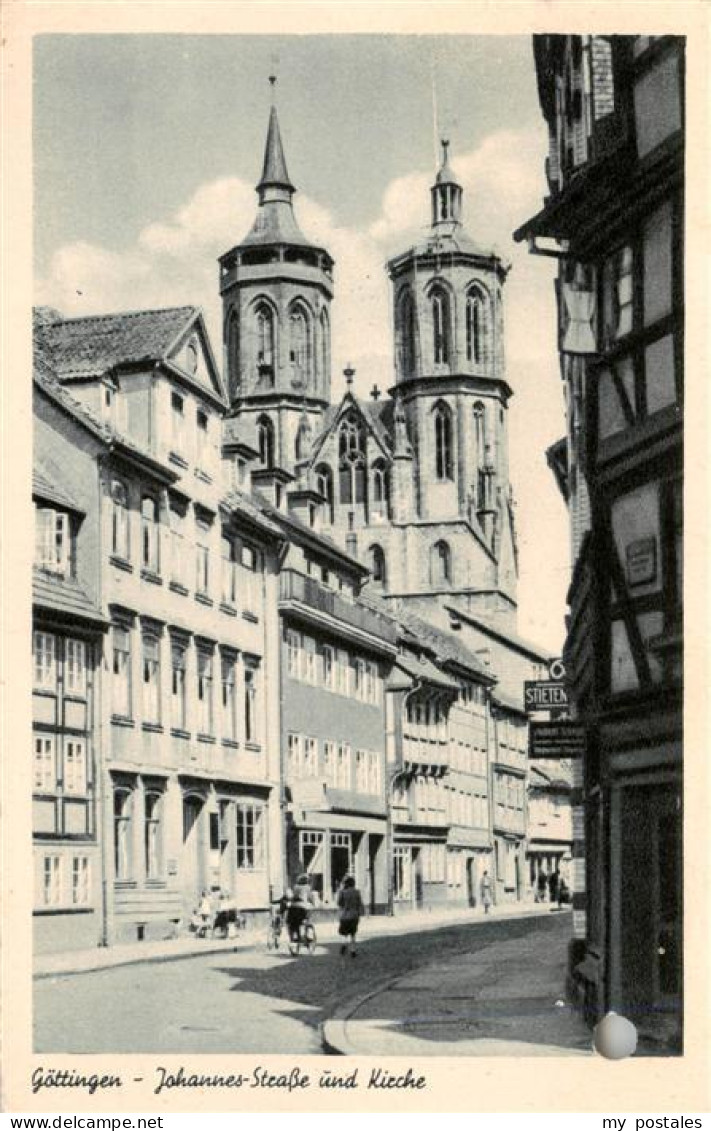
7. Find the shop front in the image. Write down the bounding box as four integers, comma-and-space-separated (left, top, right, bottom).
286, 810, 388, 915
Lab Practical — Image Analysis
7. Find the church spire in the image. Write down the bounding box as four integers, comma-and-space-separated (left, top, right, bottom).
431, 138, 463, 228
257, 84, 296, 202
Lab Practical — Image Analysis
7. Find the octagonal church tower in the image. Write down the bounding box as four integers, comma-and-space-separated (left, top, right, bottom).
219, 88, 334, 474
385, 140, 519, 619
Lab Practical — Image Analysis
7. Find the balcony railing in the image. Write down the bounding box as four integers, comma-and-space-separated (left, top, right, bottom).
279, 569, 398, 647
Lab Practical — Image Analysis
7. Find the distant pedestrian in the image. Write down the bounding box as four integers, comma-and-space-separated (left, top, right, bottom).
480, 870, 492, 913
548, 869, 559, 905
337, 875, 365, 957
558, 877, 570, 908
536, 870, 548, 903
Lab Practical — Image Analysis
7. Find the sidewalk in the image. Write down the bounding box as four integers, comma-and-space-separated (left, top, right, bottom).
34, 901, 561, 979
322, 911, 592, 1057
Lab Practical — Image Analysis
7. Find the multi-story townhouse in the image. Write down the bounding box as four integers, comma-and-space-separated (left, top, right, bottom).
383, 605, 496, 911
37, 305, 285, 942
490, 693, 528, 903
527, 761, 573, 898
515, 35, 683, 1046
262, 497, 398, 914
32, 339, 109, 954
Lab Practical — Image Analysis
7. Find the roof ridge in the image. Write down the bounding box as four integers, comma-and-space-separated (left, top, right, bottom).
46, 304, 197, 326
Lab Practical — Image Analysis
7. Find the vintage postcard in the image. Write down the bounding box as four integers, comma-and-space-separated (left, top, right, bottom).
1, 0, 709, 1117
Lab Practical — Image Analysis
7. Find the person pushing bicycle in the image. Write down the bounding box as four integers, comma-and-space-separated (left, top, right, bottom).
286, 873, 314, 943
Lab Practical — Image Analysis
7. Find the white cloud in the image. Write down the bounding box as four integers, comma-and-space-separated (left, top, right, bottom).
35, 126, 569, 650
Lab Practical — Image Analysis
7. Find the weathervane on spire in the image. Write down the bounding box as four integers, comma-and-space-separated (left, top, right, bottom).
344, 364, 355, 388
441, 137, 450, 165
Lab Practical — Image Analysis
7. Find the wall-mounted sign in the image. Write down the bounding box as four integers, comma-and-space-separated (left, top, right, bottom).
548, 658, 566, 681
626, 537, 657, 587
529, 721, 586, 759
524, 680, 569, 712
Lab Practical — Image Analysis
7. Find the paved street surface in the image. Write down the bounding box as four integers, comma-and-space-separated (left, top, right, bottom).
34, 910, 589, 1056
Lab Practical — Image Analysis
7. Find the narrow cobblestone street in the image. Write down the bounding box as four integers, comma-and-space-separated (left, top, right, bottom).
34, 909, 589, 1056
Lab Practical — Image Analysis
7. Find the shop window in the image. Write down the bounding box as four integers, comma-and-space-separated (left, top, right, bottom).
235, 802, 265, 870
330, 832, 353, 893
393, 845, 412, 901
299, 831, 325, 897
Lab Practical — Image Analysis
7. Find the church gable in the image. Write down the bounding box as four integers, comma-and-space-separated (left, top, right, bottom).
308, 392, 392, 470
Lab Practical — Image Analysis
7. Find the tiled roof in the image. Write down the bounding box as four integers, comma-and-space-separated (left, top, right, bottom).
251, 489, 368, 574
220, 489, 285, 540
445, 602, 553, 664
394, 650, 461, 692
32, 464, 83, 513
33, 569, 106, 625
362, 594, 493, 682
491, 687, 527, 715
38, 306, 197, 380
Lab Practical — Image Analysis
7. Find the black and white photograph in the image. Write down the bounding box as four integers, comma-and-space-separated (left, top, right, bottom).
3, 12, 699, 1110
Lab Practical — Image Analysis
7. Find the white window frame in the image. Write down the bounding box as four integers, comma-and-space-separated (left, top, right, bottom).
142, 635, 161, 725
197, 649, 214, 736
111, 479, 130, 561
72, 856, 90, 905
244, 663, 259, 744
141, 495, 160, 574
112, 624, 132, 719
35, 508, 70, 575
286, 629, 302, 680
171, 641, 187, 730
64, 738, 87, 795
33, 733, 56, 793
33, 631, 56, 691
65, 638, 87, 697
236, 802, 265, 870
221, 654, 237, 741
43, 855, 62, 906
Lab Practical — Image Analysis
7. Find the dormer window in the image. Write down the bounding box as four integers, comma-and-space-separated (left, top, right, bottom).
185, 336, 199, 375
35, 507, 71, 576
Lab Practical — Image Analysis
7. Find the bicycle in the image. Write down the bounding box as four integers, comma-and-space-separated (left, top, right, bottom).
287, 915, 317, 956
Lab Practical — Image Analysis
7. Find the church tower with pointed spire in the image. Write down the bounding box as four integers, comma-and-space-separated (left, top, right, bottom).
219, 80, 334, 475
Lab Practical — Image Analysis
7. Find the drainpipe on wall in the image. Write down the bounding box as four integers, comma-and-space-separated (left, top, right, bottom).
96, 457, 109, 947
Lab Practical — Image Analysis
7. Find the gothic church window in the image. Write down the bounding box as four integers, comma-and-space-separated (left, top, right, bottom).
338, 414, 366, 505
466, 289, 487, 365
289, 305, 311, 389
257, 415, 275, 469
372, 460, 389, 519
315, 465, 334, 524
397, 289, 416, 377
369, 544, 387, 588
433, 402, 454, 481
431, 541, 452, 586
254, 303, 275, 383
227, 310, 240, 391
431, 287, 451, 366
319, 309, 330, 391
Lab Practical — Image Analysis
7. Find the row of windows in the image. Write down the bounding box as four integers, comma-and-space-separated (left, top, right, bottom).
287, 734, 383, 796
170, 390, 216, 471
113, 788, 267, 881
112, 624, 261, 744
110, 483, 262, 612
396, 285, 492, 375
34, 633, 88, 696
229, 301, 330, 391
449, 740, 488, 777
39, 854, 91, 908
285, 630, 382, 704
404, 697, 449, 740
495, 774, 526, 811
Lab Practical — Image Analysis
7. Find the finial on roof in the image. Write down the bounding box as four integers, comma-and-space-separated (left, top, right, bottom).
344, 364, 355, 387
441, 138, 450, 164
370, 383, 381, 401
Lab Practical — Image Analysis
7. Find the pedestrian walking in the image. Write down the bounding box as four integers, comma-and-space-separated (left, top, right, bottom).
480, 870, 493, 913
337, 875, 365, 957
548, 869, 559, 905
536, 870, 548, 903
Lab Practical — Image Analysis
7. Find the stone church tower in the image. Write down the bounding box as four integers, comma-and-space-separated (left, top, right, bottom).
219, 91, 334, 481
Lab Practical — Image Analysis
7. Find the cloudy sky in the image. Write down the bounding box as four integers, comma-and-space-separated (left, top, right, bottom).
34, 34, 569, 651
